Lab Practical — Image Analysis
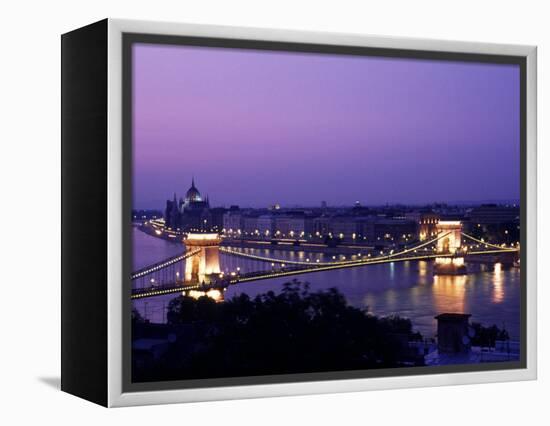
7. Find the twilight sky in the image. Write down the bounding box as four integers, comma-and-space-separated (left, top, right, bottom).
132, 43, 520, 209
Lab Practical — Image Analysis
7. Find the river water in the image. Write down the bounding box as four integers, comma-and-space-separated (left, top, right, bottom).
132, 228, 521, 340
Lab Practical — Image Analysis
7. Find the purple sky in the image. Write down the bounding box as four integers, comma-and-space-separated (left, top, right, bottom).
132, 43, 520, 209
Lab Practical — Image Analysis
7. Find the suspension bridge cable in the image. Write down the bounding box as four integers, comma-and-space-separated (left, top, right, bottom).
220, 232, 448, 267
460, 232, 518, 251
130, 249, 201, 280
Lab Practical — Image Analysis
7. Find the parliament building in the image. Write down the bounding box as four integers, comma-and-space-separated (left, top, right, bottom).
164, 178, 213, 232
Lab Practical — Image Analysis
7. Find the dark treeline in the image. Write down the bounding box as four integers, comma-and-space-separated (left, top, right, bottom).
470, 322, 510, 347
132, 280, 425, 383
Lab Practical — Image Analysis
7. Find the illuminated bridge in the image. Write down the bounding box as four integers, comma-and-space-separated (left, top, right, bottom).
131, 223, 519, 300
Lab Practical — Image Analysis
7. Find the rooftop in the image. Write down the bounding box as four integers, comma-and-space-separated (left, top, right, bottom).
434, 313, 472, 320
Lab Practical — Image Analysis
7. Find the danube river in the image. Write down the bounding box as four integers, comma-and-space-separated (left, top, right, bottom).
132, 228, 521, 340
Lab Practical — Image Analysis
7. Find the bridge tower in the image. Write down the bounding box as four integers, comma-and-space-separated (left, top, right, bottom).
436, 221, 462, 254
184, 233, 222, 284
434, 221, 467, 275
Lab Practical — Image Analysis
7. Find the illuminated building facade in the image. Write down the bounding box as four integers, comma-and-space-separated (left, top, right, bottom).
164, 178, 213, 231
273, 215, 307, 238
222, 207, 243, 235
406, 212, 440, 241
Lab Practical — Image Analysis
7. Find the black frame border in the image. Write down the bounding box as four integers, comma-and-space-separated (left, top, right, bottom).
61, 19, 109, 406
122, 32, 527, 394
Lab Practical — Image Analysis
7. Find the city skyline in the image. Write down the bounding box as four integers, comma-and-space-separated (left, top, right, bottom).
133, 177, 521, 211
132, 175, 520, 211
132, 43, 520, 209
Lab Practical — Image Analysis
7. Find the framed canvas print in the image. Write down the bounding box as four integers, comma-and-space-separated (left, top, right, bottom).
61, 19, 537, 407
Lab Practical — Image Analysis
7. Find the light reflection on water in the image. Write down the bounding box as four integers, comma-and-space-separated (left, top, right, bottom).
132, 229, 520, 339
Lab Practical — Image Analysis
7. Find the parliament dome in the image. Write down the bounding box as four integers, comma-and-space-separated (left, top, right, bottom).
185, 178, 202, 202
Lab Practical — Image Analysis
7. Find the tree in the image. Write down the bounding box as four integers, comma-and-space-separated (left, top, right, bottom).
470, 322, 510, 347
133, 280, 424, 383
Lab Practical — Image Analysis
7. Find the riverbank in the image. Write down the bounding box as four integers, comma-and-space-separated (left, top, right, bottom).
135, 222, 376, 256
